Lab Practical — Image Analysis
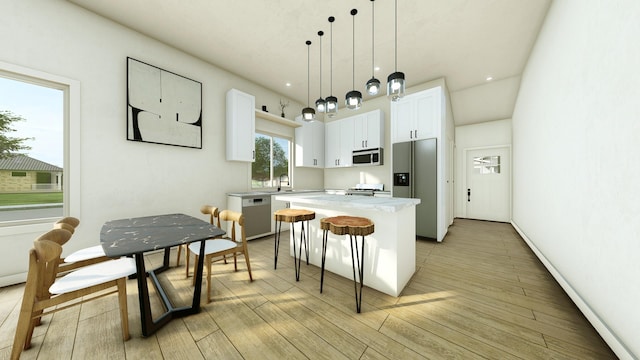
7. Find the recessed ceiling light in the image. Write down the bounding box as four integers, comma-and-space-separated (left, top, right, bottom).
485, 76, 493, 81
374, 66, 380, 72
285, 82, 291, 87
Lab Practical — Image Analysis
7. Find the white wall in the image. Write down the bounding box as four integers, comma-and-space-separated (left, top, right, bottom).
0, 0, 310, 284
454, 119, 512, 218
512, 1, 640, 358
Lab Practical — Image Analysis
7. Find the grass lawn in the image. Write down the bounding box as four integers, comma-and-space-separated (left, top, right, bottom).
0, 192, 63, 206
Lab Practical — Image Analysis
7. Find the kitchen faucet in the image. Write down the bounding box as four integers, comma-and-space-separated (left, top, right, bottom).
277, 174, 289, 192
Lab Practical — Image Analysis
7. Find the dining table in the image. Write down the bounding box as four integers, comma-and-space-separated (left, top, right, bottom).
100, 213, 225, 336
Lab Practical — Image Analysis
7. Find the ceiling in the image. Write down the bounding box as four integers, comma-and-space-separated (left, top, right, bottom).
67, 0, 551, 125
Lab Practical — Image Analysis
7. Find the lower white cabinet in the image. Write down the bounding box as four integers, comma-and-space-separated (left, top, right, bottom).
270, 195, 290, 232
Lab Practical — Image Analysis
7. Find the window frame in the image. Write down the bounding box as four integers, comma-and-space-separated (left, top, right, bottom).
0, 61, 80, 228
251, 131, 292, 191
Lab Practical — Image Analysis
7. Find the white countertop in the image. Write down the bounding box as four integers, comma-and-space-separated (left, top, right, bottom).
274, 194, 420, 213
227, 190, 323, 197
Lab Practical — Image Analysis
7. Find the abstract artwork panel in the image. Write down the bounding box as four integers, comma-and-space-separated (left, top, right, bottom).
127, 57, 202, 148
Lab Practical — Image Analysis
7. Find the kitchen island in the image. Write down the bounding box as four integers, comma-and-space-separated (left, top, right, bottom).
274, 194, 420, 297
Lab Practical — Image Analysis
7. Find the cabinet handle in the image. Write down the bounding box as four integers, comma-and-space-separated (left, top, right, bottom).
409, 130, 413, 139
365, 140, 368, 147
467, 188, 471, 202
362, 140, 364, 148
253, 150, 255, 160
414, 130, 417, 138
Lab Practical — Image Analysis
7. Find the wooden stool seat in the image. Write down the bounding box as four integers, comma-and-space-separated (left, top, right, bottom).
320, 216, 374, 313
320, 216, 374, 236
274, 208, 316, 223
273, 208, 315, 281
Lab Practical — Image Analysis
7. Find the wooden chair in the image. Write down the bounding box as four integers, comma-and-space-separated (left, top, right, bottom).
178, 205, 222, 271
188, 210, 253, 303
53, 217, 110, 272
11, 229, 136, 360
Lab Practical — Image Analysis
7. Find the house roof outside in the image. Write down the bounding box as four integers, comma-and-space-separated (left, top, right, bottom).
0, 154, 62, 172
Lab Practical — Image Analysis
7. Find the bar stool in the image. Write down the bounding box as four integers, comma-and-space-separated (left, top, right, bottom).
320, 216, 374, 313
273, 208, 315, 281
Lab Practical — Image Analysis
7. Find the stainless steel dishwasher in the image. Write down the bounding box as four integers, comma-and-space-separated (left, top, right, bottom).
240, 194, 271, 239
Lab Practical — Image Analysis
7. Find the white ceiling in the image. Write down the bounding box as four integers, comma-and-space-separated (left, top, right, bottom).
67, 0, 551, 125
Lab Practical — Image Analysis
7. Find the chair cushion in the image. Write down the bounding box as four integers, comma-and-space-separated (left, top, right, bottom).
50, 257, 136, 294
64, 245, 106, 263
188, 239, 237, 255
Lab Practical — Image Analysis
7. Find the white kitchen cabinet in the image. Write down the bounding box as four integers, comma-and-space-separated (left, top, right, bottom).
294, 116, 324, 167
325, 117, 353, 168
226, 88, 255, 161
353, 109, 384, 150
270, 194, 290, 232
391, 86, 441, 143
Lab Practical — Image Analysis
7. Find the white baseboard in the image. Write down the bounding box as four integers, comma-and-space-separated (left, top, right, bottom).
511, 221, 634, 360
0, 272, 26, 288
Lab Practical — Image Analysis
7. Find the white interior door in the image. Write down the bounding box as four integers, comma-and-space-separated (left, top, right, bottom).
465, 147, 510, 222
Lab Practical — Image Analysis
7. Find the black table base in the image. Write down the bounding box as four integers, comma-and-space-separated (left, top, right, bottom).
135, 241, 207, 337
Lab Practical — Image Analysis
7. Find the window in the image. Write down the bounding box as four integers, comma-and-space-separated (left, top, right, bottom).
0, 71, 65, 224
473, 155, 501, 174
251, 133, 290, 189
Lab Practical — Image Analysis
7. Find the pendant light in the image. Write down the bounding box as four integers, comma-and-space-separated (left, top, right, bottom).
302, 40, 316, 121
345, 9, 362, 110
315, 31, 326, 113
387, 0, 405, 101
325, 16, 338, 118
365, 0, 380, 96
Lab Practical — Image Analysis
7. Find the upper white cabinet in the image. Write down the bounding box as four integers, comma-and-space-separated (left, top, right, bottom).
325, 117, 354, 168
391, 86, 441, 143
295, 116, 324, 167
226, 88, 255, 162
353, 109, 384, 150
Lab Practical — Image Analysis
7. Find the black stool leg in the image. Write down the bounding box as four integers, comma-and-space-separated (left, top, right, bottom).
320, 229, 329, 293
292, 222, 303, 281
350, 234, 365, 313
274, 220, 281, 269
304, 220, 310, 265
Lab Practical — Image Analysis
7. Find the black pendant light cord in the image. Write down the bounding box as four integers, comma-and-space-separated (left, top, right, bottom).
318, 31, 323, 101
330, 17, 334, 96
351, 9, 357, 89
394, 0, 398, 72
307, 40, 311, 106
371, 0, 375, 78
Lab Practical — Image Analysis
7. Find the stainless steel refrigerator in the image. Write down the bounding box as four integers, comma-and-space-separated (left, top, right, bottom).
392, 138, 437, 239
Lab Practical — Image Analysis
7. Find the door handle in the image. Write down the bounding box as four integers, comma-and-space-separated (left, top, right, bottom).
467, 188, 471, 202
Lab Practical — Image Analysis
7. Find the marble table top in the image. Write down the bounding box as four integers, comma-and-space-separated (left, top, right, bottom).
100, 213, 225, 258
274, 194, 421, 213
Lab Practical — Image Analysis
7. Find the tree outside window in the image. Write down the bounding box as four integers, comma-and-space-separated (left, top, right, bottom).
252, 133, 290, 189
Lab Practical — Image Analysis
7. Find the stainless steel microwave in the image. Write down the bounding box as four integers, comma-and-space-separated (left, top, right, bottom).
352, 148, 383, 166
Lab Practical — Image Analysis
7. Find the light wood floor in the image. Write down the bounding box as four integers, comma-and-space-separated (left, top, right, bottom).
0, 219, 617, 359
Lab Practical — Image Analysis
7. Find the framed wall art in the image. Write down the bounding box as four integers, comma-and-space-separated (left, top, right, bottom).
127, 57, 202, 148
